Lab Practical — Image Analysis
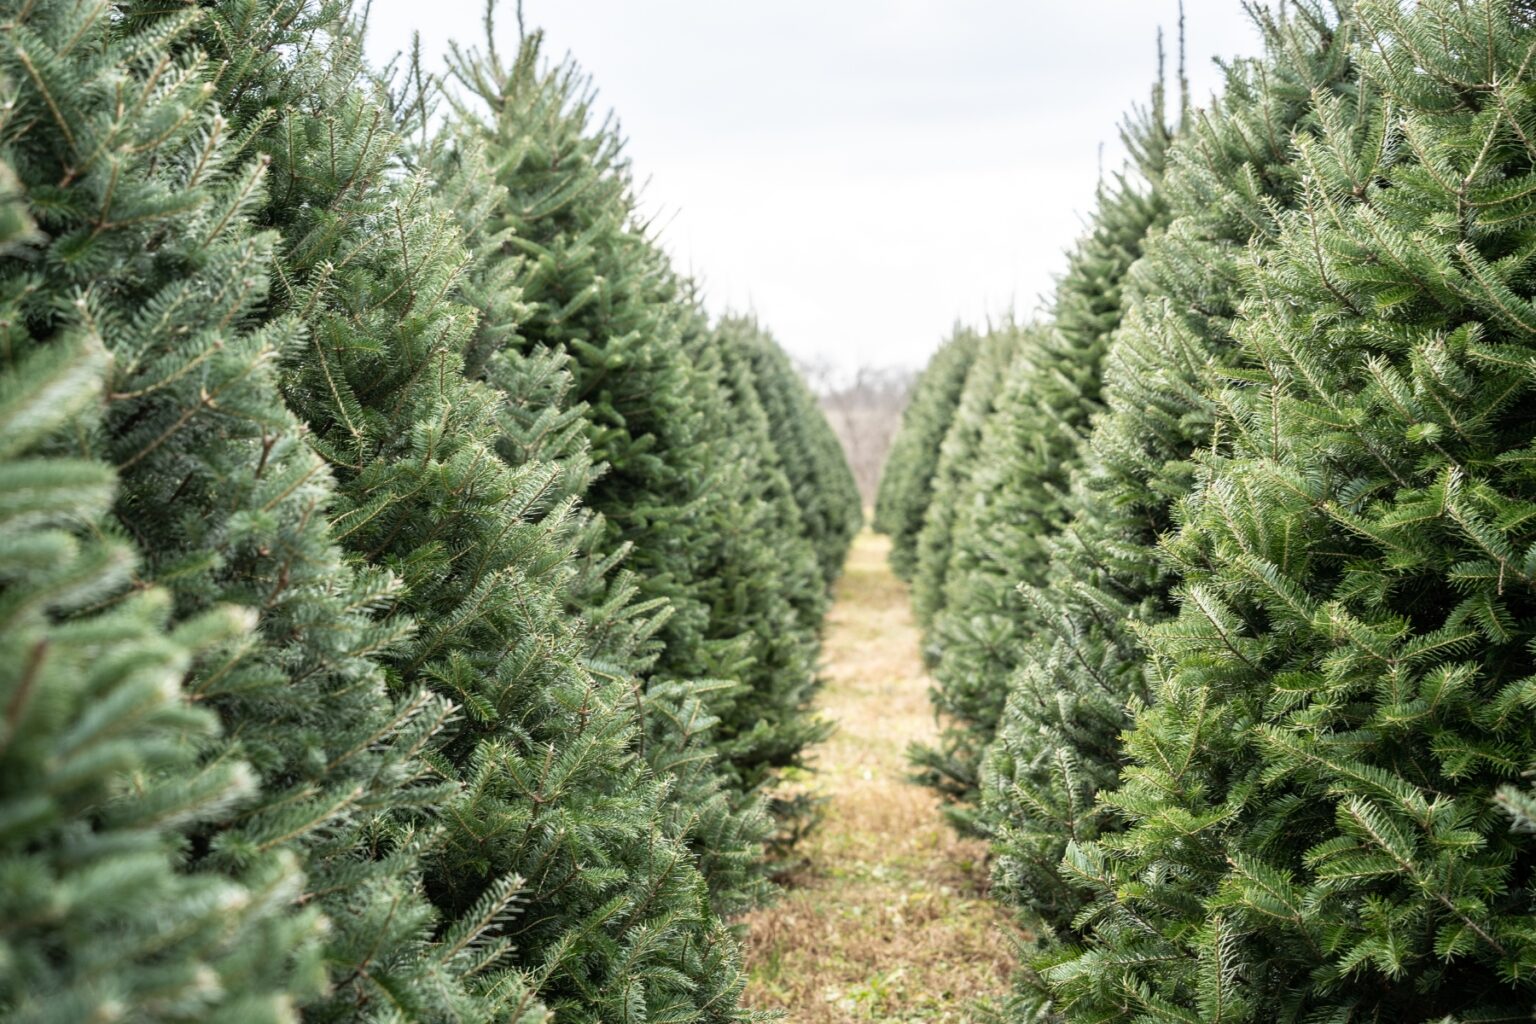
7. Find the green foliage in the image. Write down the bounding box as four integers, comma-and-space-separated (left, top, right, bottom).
198, 4, 750, 1019
440, 29, 737, 691
1, 2, 458, 1016
726, 316, 863, 588
874, 330, 980, 579
441, 31, 830, 871
40, 0, 1536, 1019
915, 133, 1169, 820
978, 6, 1357, 975
423, 62, 770, 921
1039, 2, 1536, 1019
708, 317, 832, 793
909, 324, 1023, 632
0, 0, 855, 1018
0, 219, 311, 1023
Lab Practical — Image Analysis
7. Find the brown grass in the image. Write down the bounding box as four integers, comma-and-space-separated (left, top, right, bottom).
738, 531, 1021, 1022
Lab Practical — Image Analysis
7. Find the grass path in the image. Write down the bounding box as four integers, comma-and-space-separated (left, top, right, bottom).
740, 531, 1019, 1022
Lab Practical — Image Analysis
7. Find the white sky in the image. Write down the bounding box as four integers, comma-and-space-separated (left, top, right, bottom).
365, 1, 1262, 376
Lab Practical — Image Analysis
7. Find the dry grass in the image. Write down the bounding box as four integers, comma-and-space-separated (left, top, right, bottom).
739, 532, 1021, 1022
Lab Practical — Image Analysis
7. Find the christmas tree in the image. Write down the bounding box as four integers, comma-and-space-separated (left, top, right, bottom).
725, 317, 863, 587
1048, 2, 1536, 1017
708, 315, 831, 799
420, 65, 773, 919
2, 2, 472, 1016
978, 10, 1360, 1016
874, 330, 980, 579
0, 155, 313, 1021
198, 3, 750, 1017
916, 96, 1171, 819
441, 26, 832, 861
910, 323, 1026, 632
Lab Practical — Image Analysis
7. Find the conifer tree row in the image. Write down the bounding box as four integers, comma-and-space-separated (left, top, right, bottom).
723, 316, 863, 588
873, 330, 980, 579
883, 0, 1536, 1019
880, 2, 1369, 1012
981, 2, 1356, 965
0, 1, 858, 1020
0, 144, 309, 1021
420, 42, 774, 921
969, 17, 1368, 1020
910, 97, 1173, 822
909, 323, 1024, 632
438, 26, 834, 855
202, 4, 761, 1015
1046, 1, 1536, 1016
4, 3, 456, 1016
707, 318, 832, 807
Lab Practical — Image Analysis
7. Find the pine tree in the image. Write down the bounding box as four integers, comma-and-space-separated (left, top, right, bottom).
1, 2, 477, 1017
417, 85, 768, 920
916, 119, 1170, 817
708, 316, 830, 800
909, 327, 1056, 812
0, 175, 314, 1022
725, 316, 863, 587
910, 323, 1025, 631
441, 27, 826, 858
977, 6, 1357, 978
199, 3, 749, 1018
874, 330, 980, 580
1045, 2, 1536, 1018
440, 28, 731, 690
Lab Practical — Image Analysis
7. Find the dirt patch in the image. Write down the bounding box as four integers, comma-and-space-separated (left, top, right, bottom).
739, 532, 1020, 1022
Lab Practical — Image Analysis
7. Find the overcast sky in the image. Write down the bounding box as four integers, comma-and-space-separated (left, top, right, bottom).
366, 1, 1263, 376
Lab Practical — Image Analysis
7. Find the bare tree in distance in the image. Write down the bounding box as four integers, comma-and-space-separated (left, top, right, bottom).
796, 355, 917, 509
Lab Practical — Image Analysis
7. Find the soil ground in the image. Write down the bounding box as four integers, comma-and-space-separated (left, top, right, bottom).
739, 531, 1020, 1022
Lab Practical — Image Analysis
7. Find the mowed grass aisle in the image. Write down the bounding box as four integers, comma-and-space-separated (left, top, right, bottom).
741, 531, 1019, 1021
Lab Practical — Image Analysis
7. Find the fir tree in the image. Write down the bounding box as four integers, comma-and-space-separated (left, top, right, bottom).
874, 330, 980, 580
977, 6, 1357, 979
1047, 2, 1536, 1018
917, 122, 1169, 817
199, 3, 749, 1018
1, 2, 473, 1017
405, 85, 778, 921
707, 315, 830, 802
440, 28, 730, 690
725, 316, 863, 588
0, 183, 314, 1022
441, 26, 826, 856
910, 323, 1025, 632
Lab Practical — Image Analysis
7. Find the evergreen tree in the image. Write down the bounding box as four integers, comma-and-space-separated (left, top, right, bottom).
910, 323, 1024, 631
707, 316, 830, 798
440, 28, 730, 691
712, 318, 830, 630
2, 2, 475, 1017
422, 96, 773, 996
441, 28, 826, 847
725, 316, 863, 587
874, 330, 980, 579
916, 123, 1170, 818
200, 3, 749, 1018
423, 126, 771, 918
977, 5, 1357, 972
0, 176, 313, 1022
1046, 2, 1536, 1018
